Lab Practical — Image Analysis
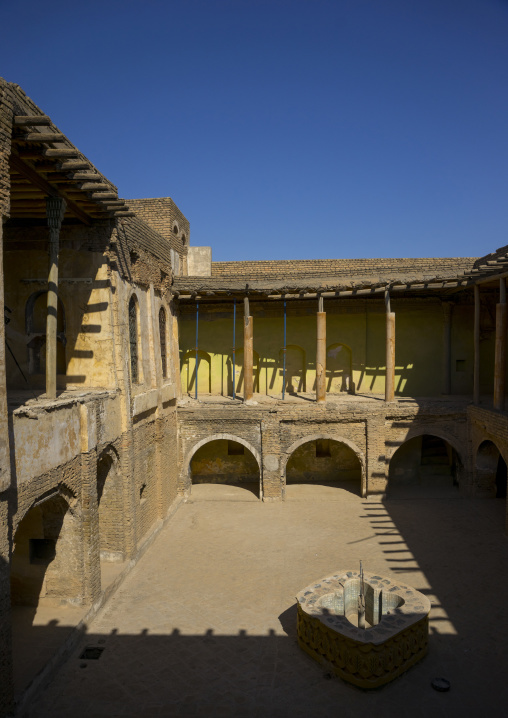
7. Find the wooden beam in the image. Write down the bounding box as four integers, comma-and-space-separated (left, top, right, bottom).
90, 191, 117, 200
58, 160, 90, 170
23, 133, 65, 142
13, 115, 51, 126
112, 211, 135, 217
17, 148, 79, 160
79, 182, 111, 191
68, 172, 103, 181
43, 148, 80, 158
9, 153, 92, 225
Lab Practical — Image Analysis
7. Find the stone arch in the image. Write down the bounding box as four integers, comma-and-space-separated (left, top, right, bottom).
476, 440, 507, 498
388, 431, 462, 497
386, 427, 465, 467
181, 349, 212, 394
185, 433, 262, 498
11, 486, 82, 607
282, 434, 366, 497
96, 446, 124, 562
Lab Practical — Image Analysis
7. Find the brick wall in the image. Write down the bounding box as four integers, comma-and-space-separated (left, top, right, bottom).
211, 257, 477, 280
126, 198, 190, 252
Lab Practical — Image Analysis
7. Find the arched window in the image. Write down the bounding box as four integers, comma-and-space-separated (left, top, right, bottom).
159, 307, 167, 378
128, 296, 139, 383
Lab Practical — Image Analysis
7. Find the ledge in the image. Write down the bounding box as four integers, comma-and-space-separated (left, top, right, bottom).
132, 388, 158, 416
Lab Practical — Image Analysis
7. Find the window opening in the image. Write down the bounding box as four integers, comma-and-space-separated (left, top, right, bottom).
159, 307, 167, 378
228, 441, 244, 456
316, 439, 331, 458
129, 296, 139, 383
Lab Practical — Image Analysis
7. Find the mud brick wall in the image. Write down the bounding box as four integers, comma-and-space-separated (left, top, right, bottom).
132, 416, 160, 543
11, 454, 93, 606
126, 198, 190, 251
158, 409, 180, 516
211, 257, 477, 279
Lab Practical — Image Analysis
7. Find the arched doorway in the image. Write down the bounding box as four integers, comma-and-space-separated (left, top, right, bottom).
476, 440, 507, 498
189, 438, 261, 498
97, 449, 124, 563
10, 491, 81, 608
388, 434, 461, 497
285, 437, 363, 496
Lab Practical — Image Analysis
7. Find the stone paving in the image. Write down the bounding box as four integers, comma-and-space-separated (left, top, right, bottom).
24, 483, 508, 718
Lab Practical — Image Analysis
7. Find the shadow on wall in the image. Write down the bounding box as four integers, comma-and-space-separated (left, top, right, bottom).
226, 349, 260, 396
10, 489, 82, 620
388, 435, 461, 498
181, 350, 211, 394
476, 440, 508, 498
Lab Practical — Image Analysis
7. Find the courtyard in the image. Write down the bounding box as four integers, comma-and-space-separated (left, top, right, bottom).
21, 483, 508, 718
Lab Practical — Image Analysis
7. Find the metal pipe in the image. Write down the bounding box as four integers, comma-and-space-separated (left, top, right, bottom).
316, 297, 326, 403
232, 298, 236, 400
474, 285, 480, 404
385, 289, 395, 402
195, 302, 199, 400
282, 297, 286, 400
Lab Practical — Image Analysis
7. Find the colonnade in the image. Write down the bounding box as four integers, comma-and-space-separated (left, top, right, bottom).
475, 277, 507, 411
238, 292, 396, 404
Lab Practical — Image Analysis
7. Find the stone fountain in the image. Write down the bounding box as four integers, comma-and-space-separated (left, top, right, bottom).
296, 565, 430, 688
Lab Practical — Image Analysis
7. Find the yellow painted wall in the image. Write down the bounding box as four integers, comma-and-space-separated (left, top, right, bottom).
179, 298, 483, 397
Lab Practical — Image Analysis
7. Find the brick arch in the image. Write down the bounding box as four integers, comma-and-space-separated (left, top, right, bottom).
387, 427, 465, 466
13, 483, 78, 536
184, 433, 263, 497
474, 436, 508, 468
282, 434, 366, 497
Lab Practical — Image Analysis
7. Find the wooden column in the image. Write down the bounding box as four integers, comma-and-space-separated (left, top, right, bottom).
473, 284, 480, 404
243, 296, 253, 401
316, 295, 326, 403
494, 279, 507, 411
45, 197, 66, 399
385, 290, 395, 402
442, 302, 453, 394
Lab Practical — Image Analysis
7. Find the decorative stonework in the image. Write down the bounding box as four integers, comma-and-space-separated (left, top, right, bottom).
296, 570, 430, 689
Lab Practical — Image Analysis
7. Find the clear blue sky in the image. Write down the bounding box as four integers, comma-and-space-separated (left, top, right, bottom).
2, 0, 508, 261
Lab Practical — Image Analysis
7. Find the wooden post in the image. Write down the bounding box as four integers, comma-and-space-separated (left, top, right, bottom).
442, 302, 453, 394
316, 295, 326, 403
494, 279, 507, 411
243, 296, 253, 401
45, 197, 66, 399
474, 285, 480, 404
385, 290, 395, 402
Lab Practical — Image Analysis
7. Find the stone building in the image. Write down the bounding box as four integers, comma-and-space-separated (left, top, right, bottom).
0, 79, 507, 715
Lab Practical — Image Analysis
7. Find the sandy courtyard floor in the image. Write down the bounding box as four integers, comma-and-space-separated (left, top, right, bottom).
24, 484, 508, 718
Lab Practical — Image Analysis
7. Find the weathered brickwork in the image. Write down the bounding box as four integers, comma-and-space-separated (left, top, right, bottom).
211, 257, 477, 279
126, 198, 190, 251
177, 400, 473, 501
